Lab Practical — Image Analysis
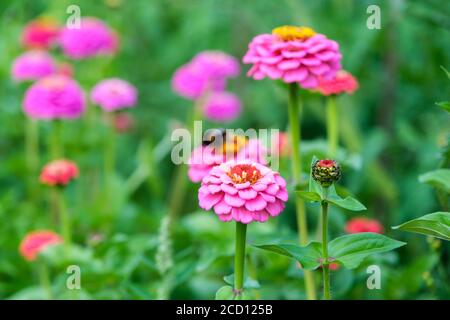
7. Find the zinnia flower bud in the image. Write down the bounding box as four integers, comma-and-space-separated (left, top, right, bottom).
345, 217, 384, 234
23, 75, 86, 119
19, 231, 62, 261
243, 25, 342, 89
312, 159, 341, 187
202, 91, 242, 122
11, 50, 56, 82
59, 17, 118, 59
317, 70, 359, 96
91, 78, 138, 112
21, 17, 60, 49
198, 160, 288, 223
40, 160, 79, 186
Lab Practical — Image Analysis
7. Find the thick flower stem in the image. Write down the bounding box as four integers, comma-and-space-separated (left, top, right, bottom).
50, 120, 63, 159
38, 261, 52, 300
326, 96, 338, 157
25, 119, 39, 200
287, 83, 316, 300
104, 114, 116, 213
234, 222, 247, 297
321, 189, 330, 300
56, 187, 72, 249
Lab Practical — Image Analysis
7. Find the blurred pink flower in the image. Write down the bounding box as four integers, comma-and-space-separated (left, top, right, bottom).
21, 17, 60, 49
40, 159, 79, 186
317, 70, 358, 96
243, 25, 342, 89
19, 230, 62, 261
23, 75, 86, 119
188, 136, 267, 183
345, 217, 384, 234
91, 78, 137, 112
198, 160, 288, 223
271, 131, 290, 157
171, 51, 240, 100
59, 17, 118, 59
11, 50, 56, 82
113, 113, 135, 133
203, 92, 242, 122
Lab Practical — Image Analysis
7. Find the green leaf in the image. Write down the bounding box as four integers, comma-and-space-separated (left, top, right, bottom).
215, 285, 234, 300
328, 233, 406, 269
327, 195, 366, 211
253, 242, 322, 270
296, 191, 321, 202
223, 274, 260, 289
436, 101, 450, 113
419, 169, 450, 193
392, 212, 450, 241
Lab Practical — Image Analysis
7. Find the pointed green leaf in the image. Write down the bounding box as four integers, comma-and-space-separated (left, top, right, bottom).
419, 169, 450, 193
392, 212, 450, 241
436, 101, 450, 113
327, 195, 366, 211
215, 285, 234, 300
253, 242, 322, 270
329, 233, 406, 269
296, 191, 321, 202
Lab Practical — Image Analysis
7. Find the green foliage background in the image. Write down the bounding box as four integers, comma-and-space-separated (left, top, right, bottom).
0, 0, 448, 299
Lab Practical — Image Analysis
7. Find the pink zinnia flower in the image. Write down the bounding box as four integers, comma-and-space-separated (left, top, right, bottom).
23, 75, 85, 119
91, 78, 137, 112
198, 160, 288, 223
243, 25, 342, 89
59, 17, 118, 59
317, 70, 359, 96
21, 17, 60, 49
19, 231, 62, 261
203, 91, 242, 122
188, 136, 267, 183
11, 50, 56, 82
345, 217, 384, 234
171, 51, 240, 100
40, 159, 79, 186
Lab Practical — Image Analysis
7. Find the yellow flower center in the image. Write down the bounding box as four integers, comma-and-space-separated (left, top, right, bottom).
221, 135, 247, 155
272, 25, 316, 41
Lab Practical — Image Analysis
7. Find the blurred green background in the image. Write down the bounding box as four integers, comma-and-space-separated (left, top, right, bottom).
0, 0, 449, 299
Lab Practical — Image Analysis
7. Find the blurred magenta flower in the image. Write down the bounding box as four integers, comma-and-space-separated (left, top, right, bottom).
202, 91, 242, 122
317, 70, 359, 96
188, 136, 267, 183
171, 51, 240, 100
40, 159, 79, 186
345, 217, 384, 234
198, 160, 288, 223
243, 25, 342, 89
59, 17, 118, 59
91, 78, 137, 112
21, 17, 60, 49
11, 50, 56, 82
23, 75, 86, 119
113, 113, 135, 133
19, 230, 62, 261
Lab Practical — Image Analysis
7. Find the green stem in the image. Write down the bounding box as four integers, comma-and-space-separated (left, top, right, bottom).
38, 261, 52, 300
321, 188, 330, 300
57, 187, 72, 249
104, 113, 116, 212
50, 120, 63, 159
326, 96, 338, 157
25, 119, 39, 200
287, 83, 316, 300
234, 222, 247, 296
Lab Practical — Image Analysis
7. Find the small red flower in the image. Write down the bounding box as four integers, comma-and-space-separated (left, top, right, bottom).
19, 231, 62, 261
317, 70, 359, 96
345, 217, 384, 234
21, 17, 60, 49
40, 160, 79, 186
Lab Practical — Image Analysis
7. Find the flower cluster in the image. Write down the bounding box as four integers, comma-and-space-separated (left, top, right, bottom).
199, 160, 288, 224
243, 25, 342, 89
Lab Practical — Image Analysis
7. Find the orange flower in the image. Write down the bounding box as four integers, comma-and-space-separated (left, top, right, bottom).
40, 160, 79, 186
19, 231, 62, 261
